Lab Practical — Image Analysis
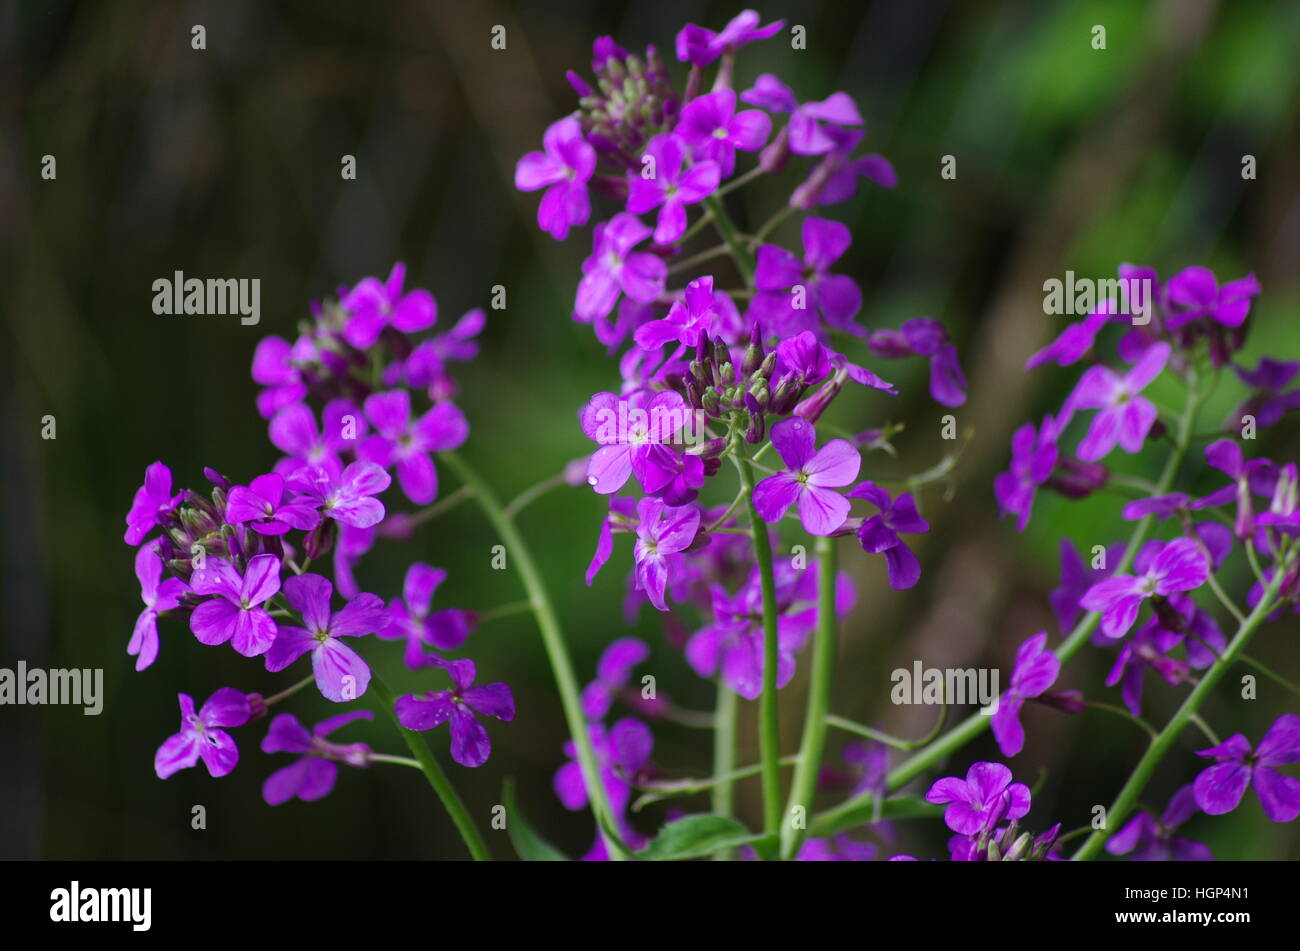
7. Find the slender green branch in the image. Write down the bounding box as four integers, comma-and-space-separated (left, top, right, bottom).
407, 484, 474, 527
1238, 653, 1300, 698
826, 703, 950, 752
711, 682, 738, 861
704, 195, 755, 287
634, 755, 801, 811
475, 600, 534, 625
502, 473, 568, 521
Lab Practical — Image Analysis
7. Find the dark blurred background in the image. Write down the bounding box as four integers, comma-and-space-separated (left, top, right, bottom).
3, 0, 1299, 860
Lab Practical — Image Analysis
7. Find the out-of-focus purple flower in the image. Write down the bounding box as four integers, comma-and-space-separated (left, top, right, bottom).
582, 637, 650, 720
251, 335, 310, 419
130, 542, 189, 672
154, 688, 252, 779
1232, 357, 1300, 429
264, 574, 387, 702
378, 563, 477, 669
994, 416, 1061, 532
790, 126, 896, 207
124, 461, 182, 545
396, 657, 515, 768
515, 116, 596, 241
1080, 538, 1209, 639
395, 308, 486, 402
1105, 596, 1222, 717
554, 718, 653, 859
269, 400, 366, 477
795, 836, 877, 861
287, 461, 392, 529
1070, 342, 1170, 461
991, 633, 1060, 758
261, 710, 373, 805
188, 554, 282, 657
925, 762, 1031, 837
1106, 785, 1211, 861
225, 473, 322, 536
675, 10, 784, 66
675, 88, 770, 176
750, 217, 862, 337
333, 523, 375, 599
1165, 266, 1259, 329
1050, 539, 1121, 633
1193, 714, 1300, 822
847, 481, 930, 589
574, 213, 666, 324
866, 318, 966, 406
753, 417, 860, 535
358, 390, 468, 505
633, 497, 701, 611
340, 262, 437, 350
626, 134, 720, 245
1199, 439, 1278, 539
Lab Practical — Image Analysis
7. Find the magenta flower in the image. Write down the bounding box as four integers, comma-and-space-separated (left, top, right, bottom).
633, 497, 701, 612
991, 633, 1060, 758
1106, 785, 1211, 861
633, 275, 718, 353
866, 318, 967, 406
574, 213, 666, 324
994, 416, 1060, 532
225, 473, 321, 536
675, 10, 784, 65
1050, 539, 1121, 633
1232, 357, 1300, 428
188, 554, 282, 657
1199, 439, 1278, 539
261, 710, 374, 805
553, 719, 653, 859
1165, 266, 1259, 329
580, 389, 693, 495
341, 262, 437, 350
847, 481, 930, 589
265, 574, 387, 702
251, 334, 310, 419
925, 762, 1031, 837
1025, 307, 1112, 370
269, 399, 366, 477
124, 461, 182, 545
357, 390, 467, 505
394, 657, 515, 768
333, 523, 375, 599
1193, 714, 1300, 822
753, 417, 860, 535
581, 637, 650, 720
287, 461, 391, 529
1079, 538, 1209, 639
515, 116, 596, 241
626, 134, 720, 245
154, 688, 252, 779
129, 542, 189, 672
750, 217, 862, 337
378, 562, 477, 669
674, 88, 771, 176
1070, 342, 1170, 461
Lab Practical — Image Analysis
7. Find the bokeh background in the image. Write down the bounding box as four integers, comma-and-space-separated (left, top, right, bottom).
3, 0, 1299, 860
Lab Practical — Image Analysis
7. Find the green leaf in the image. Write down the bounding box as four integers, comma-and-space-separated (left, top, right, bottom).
502, 779, 569, 861
637, 814, 764, 861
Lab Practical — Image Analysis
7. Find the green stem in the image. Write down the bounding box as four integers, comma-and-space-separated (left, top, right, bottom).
731, 452, 782, 852
370, 673, 490, 861
1071, 563, 1289, 860
711, 681, 738, 861
438, 449, 627, 859
704, 195, 755, 287
475, 600, 534, 625
781, 534, 838, 859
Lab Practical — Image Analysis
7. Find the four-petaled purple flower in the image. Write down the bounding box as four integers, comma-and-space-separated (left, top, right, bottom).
515, 116, 596, 241
753, 417, 860, 535
991, 632, 1060, 758
341, 262, 437, 350
581, 637, 650, 720
124, 461, 182, 545
189, 554, 283, 657
286, 461, 392, 529
632, 497, 701, 612
676, 10, 784, 66
994, 415, 1060, 532
395, 657, 515, 768
154, 687, 252, 779
1080, 538, 1209, 639
633, 275, 719, 353
1199, 438, 1277, 539
225, 472, 321, 536
574, 213, 667, 324
847, 481, 930, 589
269, 399, 366, 477
1106, 785, 1211, 861
626, 134, 720, 246
1165, 266, 1259, 329
358, 390, 468, 505
1069, 342, 1170, 461
674, 88, 771, 177
378, 562, 476, 669
751, 217, 862, 337
1193, 713, 1300, 822
130, 541, 189, 671
261, 710, 374, 805
925, 762, 1031, 836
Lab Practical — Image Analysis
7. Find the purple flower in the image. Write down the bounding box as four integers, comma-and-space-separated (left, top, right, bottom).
1200, 439, 1278, 539
626, 134, 720, 245
585, 496, 639, 586
251, 335, 310, 419
633, 275, 718, 352
378, 563, 477, 669
991, 633, 1060, 758
1069, 342, 1170, 461
287, 461, 391, 529
261, 710, 374, 805
268, 399, 366, 477
750, 216, 863, 337
753, 417, 860, 535
1050, 539, 1120, 633
1165, 266, 1259, 329
925, 762, 1031, 837
582, 637, 650, 720
790, 126, 896, 207
1193, 714, 1300, 822
633, 497, 701, 612
1079, 538, 1209, 639
333, 523, 375, 598
554, 718, 653, 859
1232, 357, 1300, 428
395, 308, 486, 401
154, 688, 252, 779
866, 318, 967, 407
129, 542, 189, 672
124, 461, 182, 545
264, 574, 387, 702
1106, 785, 1211, 861
574, 213, 666, 324
580, 389, 694, 495
340, 262, 437, 350
674, 88, 771, 177
994, 416, 1060, 532
394, 657, 515, 768
847, 481, 930, 589
225, 473, 322, 536
358, 390, 468, 505
1025, 307, 1112, 370
787, 93, 865, 157
1105, 600, 1221, 717
515, 116, 596, 241
188, 554, 283, 657
675, 10, 784, 65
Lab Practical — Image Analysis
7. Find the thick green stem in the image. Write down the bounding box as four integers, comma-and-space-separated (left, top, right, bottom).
704, 194, 755, 288
438, 449, 626, 859
1072, 562, 1289, 860
370, 673, 490, 861
711, 680, 738, 861
732, 453, 783, 850
781, 534, 838, 859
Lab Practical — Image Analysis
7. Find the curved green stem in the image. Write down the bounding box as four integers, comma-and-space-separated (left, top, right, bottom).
370, 673, 490, 861
438, 449, 627, 859
781, 534, 838, 859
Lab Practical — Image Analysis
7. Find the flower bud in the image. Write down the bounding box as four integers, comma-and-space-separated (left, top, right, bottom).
1045, 458, 1108, 499
305, 519, 337, 560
